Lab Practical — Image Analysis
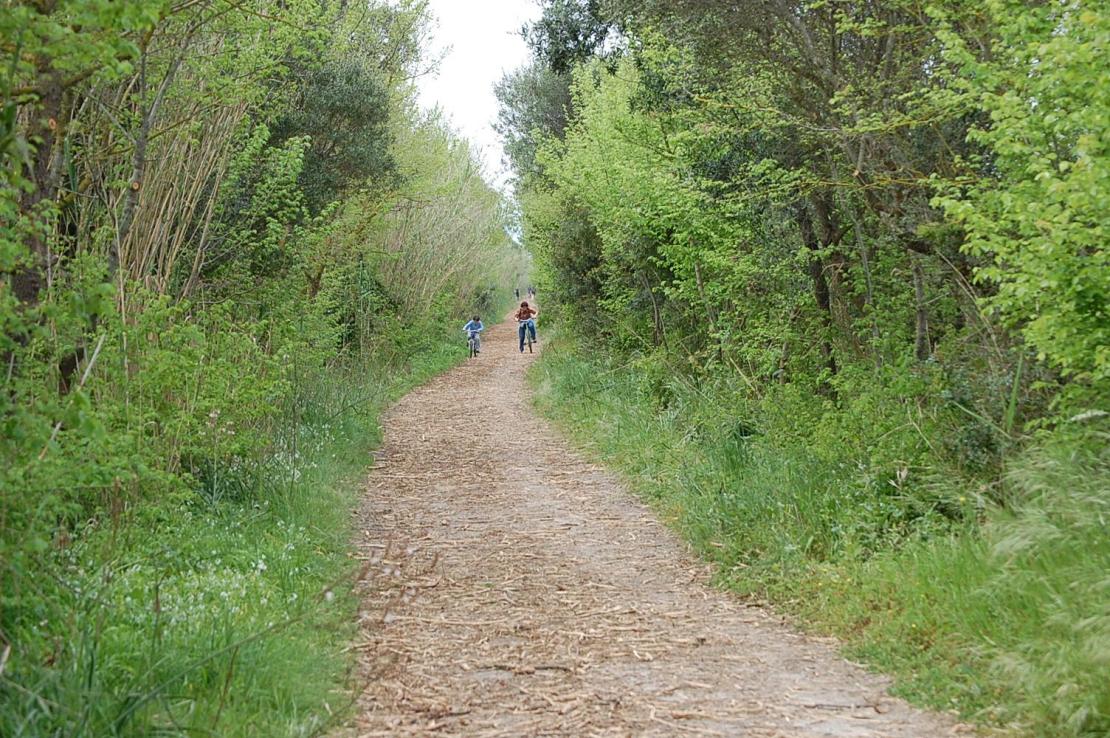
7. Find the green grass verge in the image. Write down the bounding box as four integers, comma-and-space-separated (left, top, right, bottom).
530, 337, 1109, 737
2, 339, 465, 737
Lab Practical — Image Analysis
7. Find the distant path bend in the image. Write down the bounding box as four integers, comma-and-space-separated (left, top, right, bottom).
346, 311, 963, 737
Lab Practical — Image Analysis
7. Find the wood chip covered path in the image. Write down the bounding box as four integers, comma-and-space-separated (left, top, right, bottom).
345, 313, 963, 737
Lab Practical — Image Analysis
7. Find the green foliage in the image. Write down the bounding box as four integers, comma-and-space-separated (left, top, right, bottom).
508, 3, 1109, 732
3, 0, 521, 732
271, 57, 395, 214
519, 186, 604, 330
349, 111, 526, 320
523, 0, 617, 74
204, 126, 312, 283
2, 342, 465, 736
0, 0, 162, 94
530, 54, 833, 368
935, 1, 1110, 393
494, 62, 574, 183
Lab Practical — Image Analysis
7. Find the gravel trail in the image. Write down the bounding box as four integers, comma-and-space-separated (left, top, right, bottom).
346, 312, 964, 737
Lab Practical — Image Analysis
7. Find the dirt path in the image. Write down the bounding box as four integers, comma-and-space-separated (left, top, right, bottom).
346, 314, 963, 737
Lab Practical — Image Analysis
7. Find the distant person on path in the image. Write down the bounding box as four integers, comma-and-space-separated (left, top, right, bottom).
514, 288, 520, 299
463, 315, 484, 353
514, 301, 537, 352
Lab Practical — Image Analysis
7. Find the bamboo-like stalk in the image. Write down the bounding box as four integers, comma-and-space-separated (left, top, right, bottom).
118, 97, 244, 292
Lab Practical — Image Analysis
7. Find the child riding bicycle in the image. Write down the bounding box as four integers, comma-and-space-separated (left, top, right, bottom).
463, 315, 484, 353
514, 302, 537, 353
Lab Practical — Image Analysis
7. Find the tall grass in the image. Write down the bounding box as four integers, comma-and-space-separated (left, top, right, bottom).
1, 337, 464, 737
531, 336, 1109, 736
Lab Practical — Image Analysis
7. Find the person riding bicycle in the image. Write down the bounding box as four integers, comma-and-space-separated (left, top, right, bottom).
463, 315, 484, 353
514, 302, 537, 353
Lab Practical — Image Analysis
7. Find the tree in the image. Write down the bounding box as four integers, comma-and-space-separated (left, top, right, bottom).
937, 1, 1110, 392
523, 0, 617, 74
494, 62, 573, 184
271, 59, 395, 215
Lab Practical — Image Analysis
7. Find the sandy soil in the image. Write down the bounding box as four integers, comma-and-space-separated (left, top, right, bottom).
345, 313, 966, 737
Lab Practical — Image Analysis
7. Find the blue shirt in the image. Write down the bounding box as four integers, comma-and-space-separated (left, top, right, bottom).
463, 320, 484, 333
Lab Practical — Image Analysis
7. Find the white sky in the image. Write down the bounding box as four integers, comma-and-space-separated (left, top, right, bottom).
416, 0, 541, 191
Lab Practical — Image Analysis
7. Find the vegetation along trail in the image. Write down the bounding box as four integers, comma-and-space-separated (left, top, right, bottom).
345, 312, 963, 737
4, 1, 1107, 735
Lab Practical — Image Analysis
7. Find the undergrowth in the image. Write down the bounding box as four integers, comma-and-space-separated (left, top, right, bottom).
1, 337, 463, 737
531, 334, 1110, 737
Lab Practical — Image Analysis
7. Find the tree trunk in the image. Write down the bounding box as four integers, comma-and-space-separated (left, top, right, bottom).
640, 272, 666, 349
693, 259, 722, 359
912, 255, 931, 361
113, 44, 184, 282
797, 202, 837, 377
848, 205, 883, 368
14, 74, 66, 307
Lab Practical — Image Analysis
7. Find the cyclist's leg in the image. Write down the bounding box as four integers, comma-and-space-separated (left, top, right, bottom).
518, 323, 525, 352
528, 319, 536, 342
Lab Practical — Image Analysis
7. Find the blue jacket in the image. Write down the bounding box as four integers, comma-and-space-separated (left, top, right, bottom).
463, 320, 484, 334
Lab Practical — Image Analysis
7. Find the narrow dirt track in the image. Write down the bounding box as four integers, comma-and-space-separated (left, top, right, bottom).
346, 313, 963, 737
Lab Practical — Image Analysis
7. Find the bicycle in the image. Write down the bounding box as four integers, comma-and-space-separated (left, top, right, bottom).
517, 318, 536, 353
466, 329, 481, 358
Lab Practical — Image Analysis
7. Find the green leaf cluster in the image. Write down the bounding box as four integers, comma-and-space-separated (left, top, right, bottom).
935, 1, 1110, 390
